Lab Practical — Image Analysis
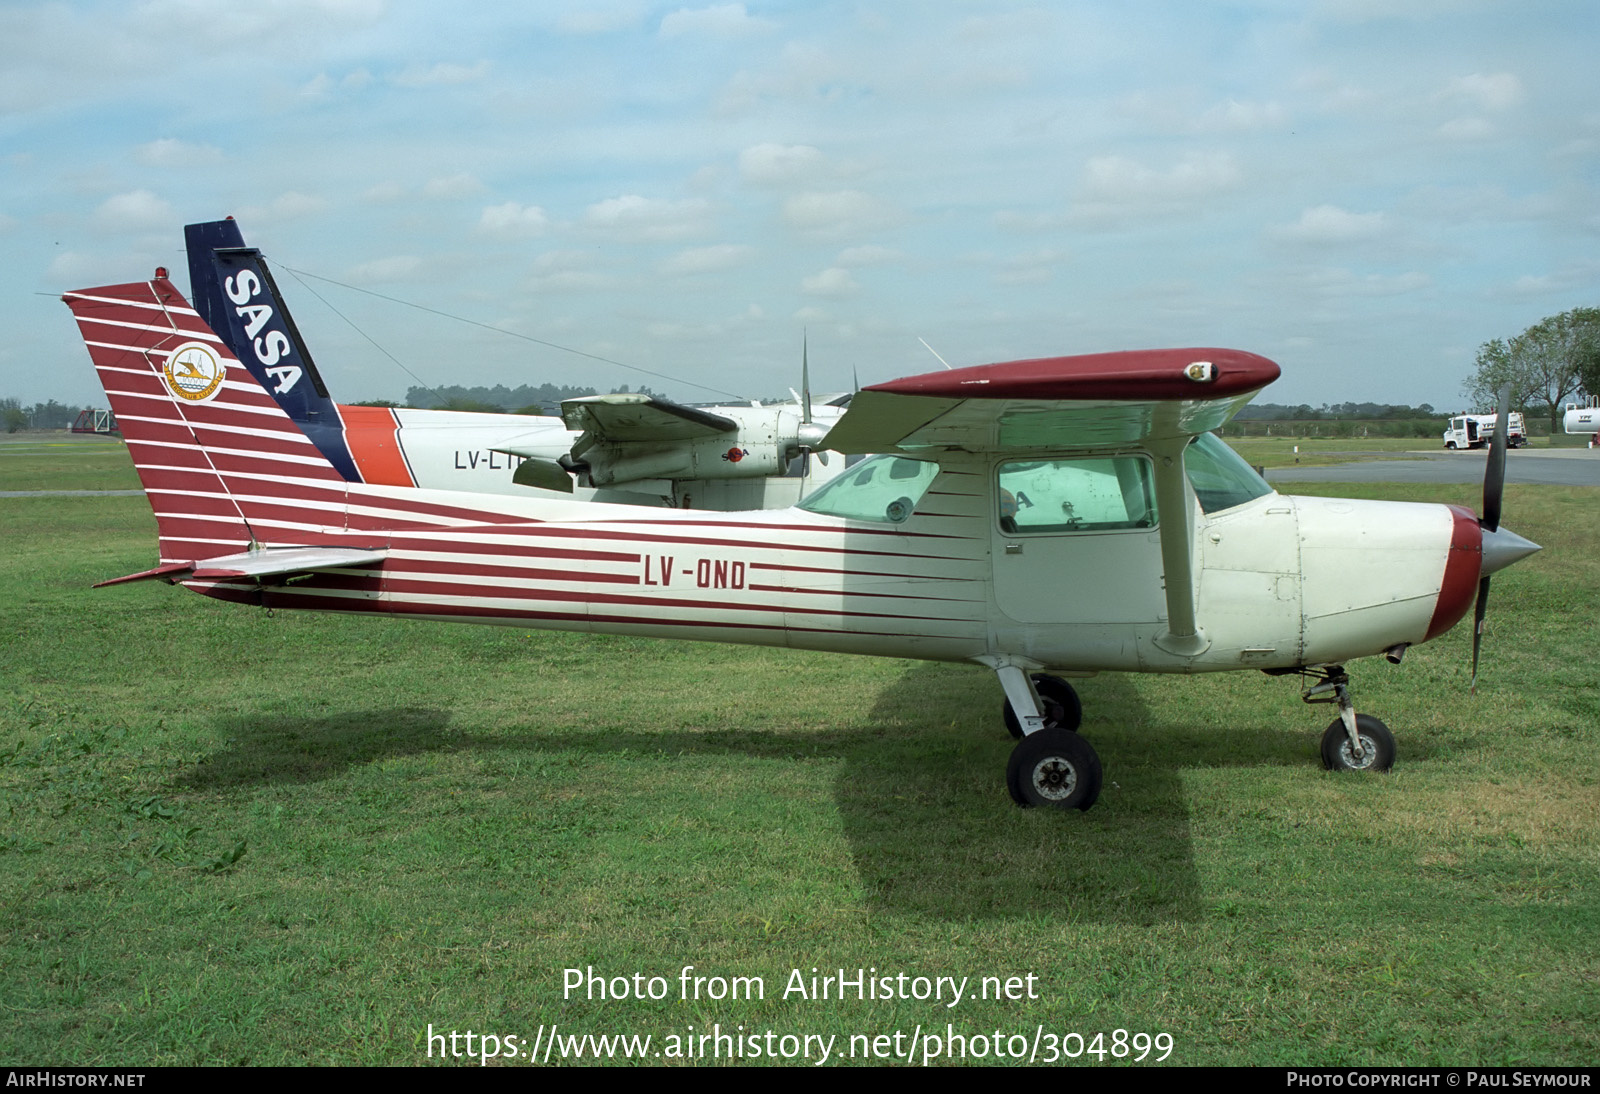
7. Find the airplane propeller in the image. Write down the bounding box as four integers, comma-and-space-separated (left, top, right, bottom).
793, 333, 830, 481
1469, 386, 1540, 691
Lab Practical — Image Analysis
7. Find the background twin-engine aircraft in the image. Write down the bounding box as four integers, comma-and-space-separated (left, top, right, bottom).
183, 218, 851, 512
65, 231, 1540, 812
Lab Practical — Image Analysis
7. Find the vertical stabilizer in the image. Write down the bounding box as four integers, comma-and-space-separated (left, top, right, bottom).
63, 274, 348, 565
183, 218, 363, 481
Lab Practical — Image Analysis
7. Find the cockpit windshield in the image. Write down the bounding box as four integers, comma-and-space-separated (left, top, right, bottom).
1186, 432, 1273, 514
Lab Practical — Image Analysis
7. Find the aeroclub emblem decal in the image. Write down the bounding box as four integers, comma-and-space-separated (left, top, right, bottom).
162, 342, 227, 403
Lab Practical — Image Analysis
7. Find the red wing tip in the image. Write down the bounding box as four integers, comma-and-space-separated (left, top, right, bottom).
868, 348, 1280, 401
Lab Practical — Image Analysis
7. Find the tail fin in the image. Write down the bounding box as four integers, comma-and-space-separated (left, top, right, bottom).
183, 218, 363, 481
63, 272, 348, 565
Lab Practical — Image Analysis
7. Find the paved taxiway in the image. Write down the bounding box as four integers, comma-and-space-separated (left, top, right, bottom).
1267, 448, 1600, 487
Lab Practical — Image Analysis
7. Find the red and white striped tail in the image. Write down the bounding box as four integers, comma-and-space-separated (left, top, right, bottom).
63, 275, 348, 565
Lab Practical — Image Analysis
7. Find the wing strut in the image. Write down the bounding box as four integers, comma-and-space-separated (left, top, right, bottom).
1148, 433, 1209, 657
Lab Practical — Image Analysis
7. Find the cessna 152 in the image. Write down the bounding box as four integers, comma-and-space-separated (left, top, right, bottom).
181, 218, 847, 510
65, 269, 1540, 811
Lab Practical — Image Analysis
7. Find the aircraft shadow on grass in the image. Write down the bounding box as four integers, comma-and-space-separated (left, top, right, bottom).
177, 661, 1387, 924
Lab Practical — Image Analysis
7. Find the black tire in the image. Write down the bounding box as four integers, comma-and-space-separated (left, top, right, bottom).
1320, 714, 1396, 772
1002, 673, 1084, 739
1006, 728, 1103, 811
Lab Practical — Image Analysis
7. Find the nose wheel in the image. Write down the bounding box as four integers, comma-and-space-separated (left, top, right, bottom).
1320, 714, 1395, 772
1293, 664, 1397, 773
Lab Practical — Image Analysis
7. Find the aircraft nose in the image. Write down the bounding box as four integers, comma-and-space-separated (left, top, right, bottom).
1480, 525, 1540, 578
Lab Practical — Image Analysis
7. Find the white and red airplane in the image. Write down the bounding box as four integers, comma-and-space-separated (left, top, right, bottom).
64, 269, 1540, 811
182, 218, 849, 510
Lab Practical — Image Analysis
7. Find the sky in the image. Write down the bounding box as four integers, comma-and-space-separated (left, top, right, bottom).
4, 0, 1598, 413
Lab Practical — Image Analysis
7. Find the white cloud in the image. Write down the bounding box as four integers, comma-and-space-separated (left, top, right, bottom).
1442, 72, 1524, 113
1198, 99, 1289, 133
524, 250, 609, 292
92, 190, 175, 232
393, 60, 492, 88
479, 202, 550, 236
801, 267, 859, 297
48, 250, 146, 284
240, 191, 327, 223
556, 4, 647, 34
422, 173, 485, 200
1437, 117, 1495, 142
1275, 205, 1388, 245
659, 3, 773, 39
781, 190, 899, 236
1080, 152, 1241, 203
835, 245, 900, 267
364, 181, 407, 203
1290, 268, 1431, 298
582, 195, 712, 242
346, 255, 423, 283
134, 138, 222, 168
1073, 152, 1243, 224
739, 143, 824, 186
660, 244, 755, 275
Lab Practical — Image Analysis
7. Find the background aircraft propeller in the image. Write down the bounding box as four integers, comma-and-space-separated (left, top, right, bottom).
792, 334, 830, 480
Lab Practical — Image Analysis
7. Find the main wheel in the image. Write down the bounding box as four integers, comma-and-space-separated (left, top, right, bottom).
1002, 673, 1083, 739
1320, 714, 1396, 772
1006, 728, 1103, 811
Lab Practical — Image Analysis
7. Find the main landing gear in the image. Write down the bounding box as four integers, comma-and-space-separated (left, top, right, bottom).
1293, 664, 1396, 773
994, 666, 1101, 811
993, 662, 1398, 813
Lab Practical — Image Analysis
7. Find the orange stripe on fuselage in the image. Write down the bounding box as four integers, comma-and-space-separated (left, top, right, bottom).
337, 405, 415, 487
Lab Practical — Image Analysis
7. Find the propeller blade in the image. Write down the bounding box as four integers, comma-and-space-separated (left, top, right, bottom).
801, 332, 813, 426
1469, 575, 1491, 694
1482, 386, 1510, 533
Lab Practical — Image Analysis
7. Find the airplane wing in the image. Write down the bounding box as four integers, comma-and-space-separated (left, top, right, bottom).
561, 394, 738, 441
96, 547, 389, 587
820, 348, 1279, 454
817, 348, 1281, 660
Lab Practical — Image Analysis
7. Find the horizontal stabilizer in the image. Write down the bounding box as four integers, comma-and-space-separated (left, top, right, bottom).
561, 393, 738, 442
96, 547, 389, 587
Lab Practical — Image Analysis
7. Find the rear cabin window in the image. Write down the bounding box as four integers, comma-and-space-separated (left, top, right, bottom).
798, 454, 940, 523
997, 456, 1157, 533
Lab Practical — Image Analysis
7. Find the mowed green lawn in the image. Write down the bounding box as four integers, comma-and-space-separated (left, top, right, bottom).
1, 442, 1595, 1066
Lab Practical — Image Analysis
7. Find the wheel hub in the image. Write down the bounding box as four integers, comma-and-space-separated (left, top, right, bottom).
1030, 757, 1079, 801
1337, 734, 1380, 771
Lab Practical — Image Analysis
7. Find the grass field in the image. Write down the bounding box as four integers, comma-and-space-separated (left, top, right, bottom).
1, 441, 1596, 1066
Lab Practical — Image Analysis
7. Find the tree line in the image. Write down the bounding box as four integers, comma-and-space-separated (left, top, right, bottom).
2, 398, 86, 433
1464, 307, 1600, 428
382, 382, 661, 416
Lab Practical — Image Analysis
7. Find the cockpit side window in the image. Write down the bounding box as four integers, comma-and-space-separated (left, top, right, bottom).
997, 456, 1157, 533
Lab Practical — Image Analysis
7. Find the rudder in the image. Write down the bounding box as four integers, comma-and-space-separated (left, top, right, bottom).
64, 273, 349, 566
